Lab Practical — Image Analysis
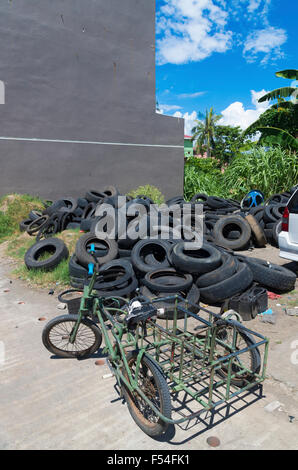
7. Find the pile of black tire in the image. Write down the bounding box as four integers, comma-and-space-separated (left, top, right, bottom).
20, 185, 297, 318
245, 191, 295, 247
190, 187, 298, 251
69, 233, 296, 320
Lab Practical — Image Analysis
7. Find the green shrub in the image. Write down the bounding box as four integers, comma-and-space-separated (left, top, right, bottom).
184, 157, 230, 200
223, 146, 298, 199
0, 194, 44, 242
127, 185, 165, 205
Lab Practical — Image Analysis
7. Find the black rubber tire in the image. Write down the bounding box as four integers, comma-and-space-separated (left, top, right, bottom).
26, 215, 50, 236
140, 284, 200, 319
42, 314, 102, 358
102, 185, 119, 197
249, 206, 265, 222
95, 275, 138, 297
85, 190, 106, 203
235, 256, 296, 293
35, 215, 60, 241
24, 238, 69, 270
77, 197, 89, 208
43, 200, 67, 216
19, 219, 33, 232
75, 233, 118, 268
214, 320, 261, 387
69, 255, 89, 278
119, 248, 132, 258
206, 196, 230, 209
57, 197, 77, 214
142, 268, 193, 293
272, 204, 286, 220
131, 239, 171, 275
199, 261, 253, 304
190, 193, 208, 204
70, 276, 86, 289
95, 259, 134, 289
245, 214, 267, 248
171, 241, 222, 274
272, 220, 282, 246
121, 351, 171, 437
212, 216, 252, 251
80, 218, 93, 232
82, 202, 97, 220
29, 210, 43, 221
196, 253, 237, 288
263, 205, 279, 224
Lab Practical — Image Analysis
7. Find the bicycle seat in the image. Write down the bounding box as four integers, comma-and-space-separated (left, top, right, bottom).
125, 300, 157, 329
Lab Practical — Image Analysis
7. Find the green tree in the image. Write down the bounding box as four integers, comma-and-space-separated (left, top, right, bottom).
213, 125, 248, 163
191, 107, 222, 158
244, 68, 298, 149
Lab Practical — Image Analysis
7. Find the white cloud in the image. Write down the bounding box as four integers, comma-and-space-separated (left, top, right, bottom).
156, 0, 233, 65
178, 91, 206, 98
218, 89, 270, 129
173, 110, 198, 135
158, 89, 270, 133
157, 0, 287, 66
243, 26, 287, 64
159, 104, 183, 112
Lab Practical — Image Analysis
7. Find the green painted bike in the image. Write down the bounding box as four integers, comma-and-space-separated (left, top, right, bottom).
42, 249, 269, 438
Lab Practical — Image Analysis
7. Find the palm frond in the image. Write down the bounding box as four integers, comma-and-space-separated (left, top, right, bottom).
275, 69, 298, 80
258, 87, 296, 103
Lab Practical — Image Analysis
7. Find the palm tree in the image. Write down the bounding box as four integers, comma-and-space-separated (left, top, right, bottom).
191, 107, 222, 157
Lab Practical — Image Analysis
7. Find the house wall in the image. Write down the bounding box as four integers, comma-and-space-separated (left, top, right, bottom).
0, 0, 184, 200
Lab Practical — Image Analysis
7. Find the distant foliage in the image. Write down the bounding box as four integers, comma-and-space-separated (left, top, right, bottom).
127, 185, 165, 205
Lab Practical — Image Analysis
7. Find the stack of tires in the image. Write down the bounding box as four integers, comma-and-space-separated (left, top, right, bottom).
69, 230, 296, 321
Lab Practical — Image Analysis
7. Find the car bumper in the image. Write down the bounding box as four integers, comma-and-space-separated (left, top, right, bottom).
279, 231, 298, 262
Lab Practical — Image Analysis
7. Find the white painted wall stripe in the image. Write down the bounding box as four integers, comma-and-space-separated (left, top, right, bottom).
0, 136, 184, 149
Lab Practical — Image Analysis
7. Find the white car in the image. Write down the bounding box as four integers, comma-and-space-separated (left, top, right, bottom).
279, 188, 298, 262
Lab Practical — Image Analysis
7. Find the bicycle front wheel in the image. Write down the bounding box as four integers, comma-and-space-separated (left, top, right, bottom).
42, 314, 102, 358
122, 352, 171, 437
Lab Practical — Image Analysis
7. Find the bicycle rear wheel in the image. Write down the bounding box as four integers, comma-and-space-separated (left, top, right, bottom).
122, 352, 171, 437
42, 314, 102, 358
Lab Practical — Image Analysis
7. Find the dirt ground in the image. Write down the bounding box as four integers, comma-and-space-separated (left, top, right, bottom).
0, 243, 297, 450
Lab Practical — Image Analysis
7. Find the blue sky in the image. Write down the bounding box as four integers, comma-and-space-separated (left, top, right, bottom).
155, 0, 297, 134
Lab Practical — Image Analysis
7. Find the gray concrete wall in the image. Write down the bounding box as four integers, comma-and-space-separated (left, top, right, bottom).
0, 0, 184, 200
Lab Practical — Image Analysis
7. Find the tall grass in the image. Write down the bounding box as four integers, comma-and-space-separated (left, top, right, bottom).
223, 146, 298, 199
184, 147, 298, 201
184, 157, 230, 200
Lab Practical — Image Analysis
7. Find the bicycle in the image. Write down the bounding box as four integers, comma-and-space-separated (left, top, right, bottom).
42, 246, 269, 437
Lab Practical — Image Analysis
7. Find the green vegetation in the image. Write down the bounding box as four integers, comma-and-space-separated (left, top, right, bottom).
223, 146, 298, 199
0, 194, 44, 242
6, 229, 82, 288
184, 157, 230, 201
184, 146, 298, 201
128, 185, 165, 205
191, 107, 222, 158
245, 68, 298, 150
186, 68, 297, 200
